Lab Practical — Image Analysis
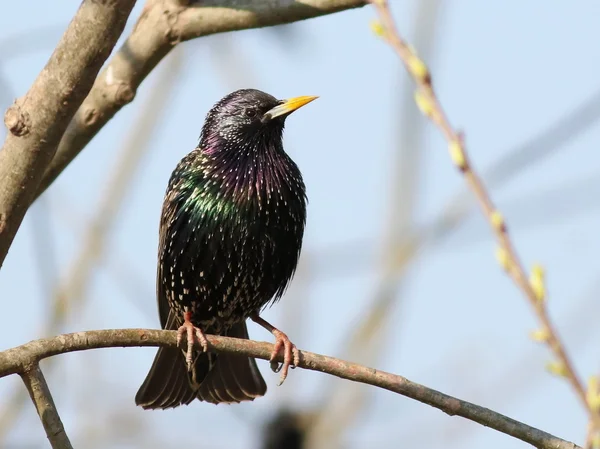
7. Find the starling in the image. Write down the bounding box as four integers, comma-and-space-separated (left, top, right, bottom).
135, 89, 317, 409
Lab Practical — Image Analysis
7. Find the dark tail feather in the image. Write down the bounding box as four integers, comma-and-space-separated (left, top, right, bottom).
135, 345, 197, 409
135, 310, 211, 410
198, 321, 267, 404
135, 320, 266, 409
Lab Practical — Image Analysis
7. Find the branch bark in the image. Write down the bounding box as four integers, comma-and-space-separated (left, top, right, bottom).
35, 0, 367, 200
0, 329, 581, 449
20, 363, 73, 449
0, 0, 136, 268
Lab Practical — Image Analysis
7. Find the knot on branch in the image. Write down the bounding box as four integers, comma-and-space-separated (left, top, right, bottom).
114, 83, 136, 106
163, 5, 186, 45
82, 107, 100, 127
104, 65, 136, 107
4, 103, 31, 137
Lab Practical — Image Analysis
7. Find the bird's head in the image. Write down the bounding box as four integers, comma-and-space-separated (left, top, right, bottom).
199, 89, 317, 154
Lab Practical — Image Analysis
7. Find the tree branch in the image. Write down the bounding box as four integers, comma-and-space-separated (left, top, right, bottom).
0, 0, 136, 268
0, 329, 580, 449
369, 0, 599, 432
20, 363, 73, 449
35, 0, 367, 200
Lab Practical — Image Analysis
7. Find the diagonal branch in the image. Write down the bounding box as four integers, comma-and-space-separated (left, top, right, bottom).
0, 0, 136, 268
0, 329, 580, 449
20, 363, 73, 449
35, 0, 367, 200
369, 0, 599, 431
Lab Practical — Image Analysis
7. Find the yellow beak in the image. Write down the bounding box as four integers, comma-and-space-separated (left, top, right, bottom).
264, 95, 319, 120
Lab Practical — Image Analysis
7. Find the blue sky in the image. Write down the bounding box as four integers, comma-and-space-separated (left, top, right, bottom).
2, 1, 600, 448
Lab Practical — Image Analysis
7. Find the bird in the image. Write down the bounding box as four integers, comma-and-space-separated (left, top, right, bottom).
135, 88, 317, 409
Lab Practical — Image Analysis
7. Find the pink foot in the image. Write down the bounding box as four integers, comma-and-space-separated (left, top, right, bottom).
270, 328, 300, 386
176, 311, 209, 370
251, 315, 300, 386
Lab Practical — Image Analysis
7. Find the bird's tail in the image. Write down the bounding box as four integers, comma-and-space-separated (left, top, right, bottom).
196, 320, 267, 404
135, 320, 267, 409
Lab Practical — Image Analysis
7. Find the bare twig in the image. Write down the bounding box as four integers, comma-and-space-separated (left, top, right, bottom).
0, 0, 136, 268
20, 363, 73, 449
307, 3, 442, 447
0, 329, 580, 449
369, 0, 598, 429
50, 47, 184, 326
35, 0, 367, 200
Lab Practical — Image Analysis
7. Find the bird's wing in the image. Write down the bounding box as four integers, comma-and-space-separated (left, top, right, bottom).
156, 161, 194, 329
156, 192, 176, 329
156, 150, 211, 329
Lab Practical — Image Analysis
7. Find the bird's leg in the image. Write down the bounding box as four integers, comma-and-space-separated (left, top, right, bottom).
176, 309, 209, 371
251, 315, 299, 386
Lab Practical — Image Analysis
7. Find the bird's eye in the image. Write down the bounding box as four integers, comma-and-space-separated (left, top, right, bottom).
245, 109, 257, 118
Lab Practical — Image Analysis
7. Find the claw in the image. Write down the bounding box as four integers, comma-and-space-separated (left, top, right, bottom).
270, 329, 299, 386
176, 311, 208, 371
251, 315, 299, 385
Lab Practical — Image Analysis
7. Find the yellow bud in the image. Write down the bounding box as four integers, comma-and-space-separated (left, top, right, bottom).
414, 89, 434, 118
592, 434, 600, 449
529, 263, 546, 302
531, 264, 545, 279
587, 376, 600, 411
407, 54, 430, 84
546, 361, 568, 377
490, 210, 505, 232
494, 246, 511, 271
529, 328, 550, 343
370, 20, 386, 38
448, 139, 466, 170
589, 375, 598, 392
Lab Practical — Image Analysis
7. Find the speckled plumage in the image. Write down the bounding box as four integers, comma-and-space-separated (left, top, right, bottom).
135, 89, 309, 409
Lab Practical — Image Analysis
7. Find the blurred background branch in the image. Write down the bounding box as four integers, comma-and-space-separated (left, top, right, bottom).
305, 2, 442, 447
0, 46, 184, 443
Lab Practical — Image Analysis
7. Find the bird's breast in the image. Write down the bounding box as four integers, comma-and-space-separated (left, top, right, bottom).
161, 151, 307, 331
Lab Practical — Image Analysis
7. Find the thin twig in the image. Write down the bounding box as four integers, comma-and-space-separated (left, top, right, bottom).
0, 0, 136, 268
20, 363, 73, 449
0, 328, 580, 449
50, 47, 184, 326
369, 0, 598, 429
